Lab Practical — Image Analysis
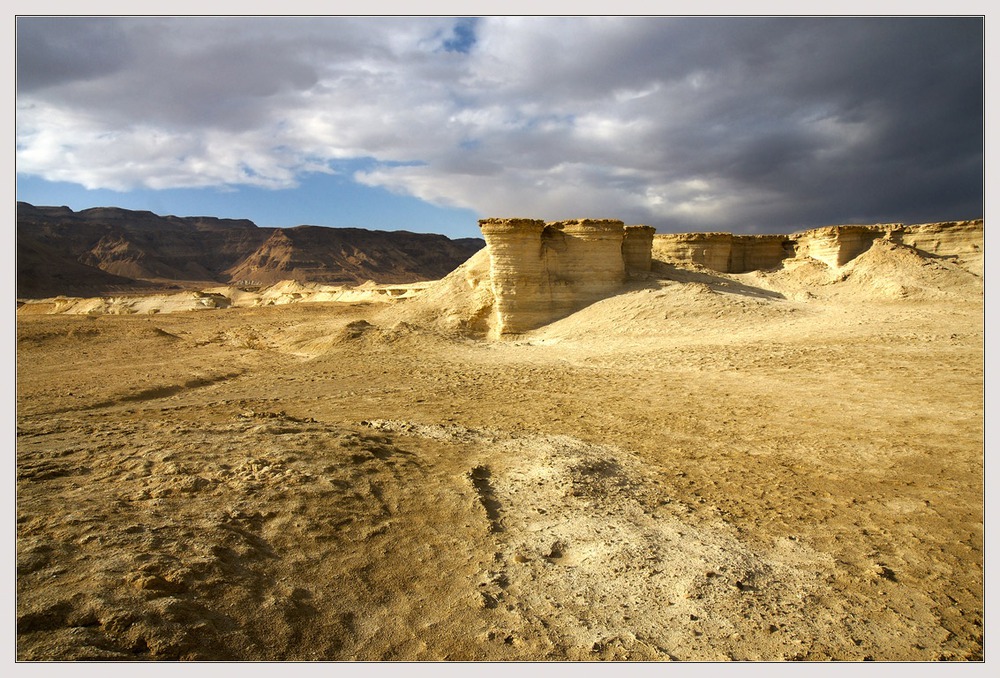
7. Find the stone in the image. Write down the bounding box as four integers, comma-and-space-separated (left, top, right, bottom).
623, 225, 655, 272
652, 220, 983, 274
479, 217, 652, 336
652, 232, 734, 272
792, 225, 883, 268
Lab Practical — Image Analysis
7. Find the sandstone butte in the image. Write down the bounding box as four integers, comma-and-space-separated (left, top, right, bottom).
476, 218, 983, 337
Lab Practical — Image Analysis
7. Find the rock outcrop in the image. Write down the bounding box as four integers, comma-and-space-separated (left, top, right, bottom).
623, 225, 656, 272
472, 217, 980, 337
479, 218, 655, 336
653, 220, 983, 275
652, 233, 793, 273
792, 221, 984, 275
729, 235, 793, 273
478, 218, 549, 335
792, 225, 881, 268
652, 232, 735, 272
888, 221, 984, 276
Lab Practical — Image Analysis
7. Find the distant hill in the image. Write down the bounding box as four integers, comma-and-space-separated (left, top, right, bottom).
16, 202, 485, 298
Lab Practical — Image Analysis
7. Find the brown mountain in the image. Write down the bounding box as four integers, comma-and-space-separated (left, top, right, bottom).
17, 236, 161, 299
16, 202, 485, 298
226, 225, 488, 286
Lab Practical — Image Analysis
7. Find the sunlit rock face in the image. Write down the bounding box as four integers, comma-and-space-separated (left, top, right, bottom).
479, 218, 549, 335
653, 220, 983, 274
545, 218, 627, 307
479, 218, 649, 336
478, 217, 981, 336
791, 220, 984, 272
889, 220, 984, 276
792, 225, 883, 268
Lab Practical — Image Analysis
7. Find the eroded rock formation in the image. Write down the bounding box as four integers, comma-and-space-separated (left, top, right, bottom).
476, 218, 981, 337
730, 235, 793, 273
652, 233, 793, 273
793, 225, 882, 268
652, 232, 734, 272
479, 218, 655, 335
654, 220, 983, 275
888, 221, 984, 276
623, 225, 656, 272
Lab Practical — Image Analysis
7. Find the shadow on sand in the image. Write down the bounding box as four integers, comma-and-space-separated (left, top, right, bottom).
497, 261, 787, 339
648, 261, 787, 300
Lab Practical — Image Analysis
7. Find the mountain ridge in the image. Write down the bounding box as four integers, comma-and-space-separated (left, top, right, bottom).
16, 202, 485, 298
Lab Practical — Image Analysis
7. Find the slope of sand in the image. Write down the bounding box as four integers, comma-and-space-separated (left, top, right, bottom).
16, 280, 436, 317
15, 242, 983, 660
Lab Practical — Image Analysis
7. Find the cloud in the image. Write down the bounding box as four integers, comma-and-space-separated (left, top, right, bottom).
16, 16, 983, 233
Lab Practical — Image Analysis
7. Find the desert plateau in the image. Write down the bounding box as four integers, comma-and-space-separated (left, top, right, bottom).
15, 215, 984, 661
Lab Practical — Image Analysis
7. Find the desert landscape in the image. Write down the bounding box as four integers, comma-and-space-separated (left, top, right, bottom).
15, 215, 984, 661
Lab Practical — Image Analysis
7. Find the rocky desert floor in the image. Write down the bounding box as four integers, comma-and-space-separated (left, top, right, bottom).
15, 246, 985, 661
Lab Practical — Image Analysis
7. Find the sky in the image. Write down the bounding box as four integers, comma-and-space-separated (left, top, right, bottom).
14, 15, 985, 240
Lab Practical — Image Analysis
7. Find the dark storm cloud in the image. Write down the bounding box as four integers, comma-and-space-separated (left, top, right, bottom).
628, 17, 984, 230
16, 16, 983, 232
17, 17, 133, 91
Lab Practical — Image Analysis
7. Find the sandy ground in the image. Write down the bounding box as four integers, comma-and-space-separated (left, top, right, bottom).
15, 245, 984, 661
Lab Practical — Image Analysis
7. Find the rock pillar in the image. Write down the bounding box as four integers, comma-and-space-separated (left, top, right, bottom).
478, 217, 632, 335
623, 225, 655, 272
479, 218, 548, 335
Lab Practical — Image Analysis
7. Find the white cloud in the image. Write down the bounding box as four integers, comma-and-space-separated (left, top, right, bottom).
15, 16, 983, 232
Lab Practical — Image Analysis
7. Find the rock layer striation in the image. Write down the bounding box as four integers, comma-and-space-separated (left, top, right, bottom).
479, 218, 980, 337
654, 220, 983, 275
479, 218, 655, 336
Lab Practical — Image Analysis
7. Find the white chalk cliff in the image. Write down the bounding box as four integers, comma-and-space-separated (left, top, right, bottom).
653, 220, 982, 276
474, 218, 983, 337
479, 218, 655, 336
